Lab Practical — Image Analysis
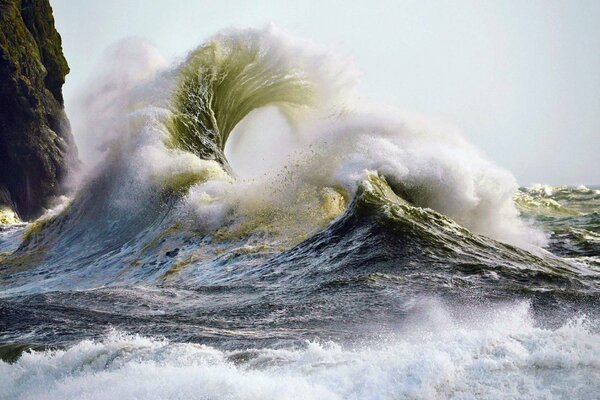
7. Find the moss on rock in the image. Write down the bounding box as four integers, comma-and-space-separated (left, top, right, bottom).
0, 0, 77, 220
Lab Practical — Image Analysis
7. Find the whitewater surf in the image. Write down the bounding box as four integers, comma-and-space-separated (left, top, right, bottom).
1, 27, 599, 399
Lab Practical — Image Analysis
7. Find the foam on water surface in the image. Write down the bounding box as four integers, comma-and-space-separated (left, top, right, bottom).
1, 26, 599, 400
1, 303, 598, 400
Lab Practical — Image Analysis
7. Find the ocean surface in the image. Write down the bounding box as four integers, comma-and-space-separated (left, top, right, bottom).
1, 28, 599, 399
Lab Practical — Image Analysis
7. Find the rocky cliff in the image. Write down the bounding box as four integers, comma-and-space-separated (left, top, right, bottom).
0, 0, 77, 220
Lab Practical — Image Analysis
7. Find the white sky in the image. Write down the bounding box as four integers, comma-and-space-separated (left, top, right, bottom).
51, 0, 600, 185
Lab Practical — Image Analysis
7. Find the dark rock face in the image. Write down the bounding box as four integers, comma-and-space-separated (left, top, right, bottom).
0, 0, 77, 220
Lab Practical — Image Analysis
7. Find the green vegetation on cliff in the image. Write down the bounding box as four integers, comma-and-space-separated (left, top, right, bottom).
0, 0, 77, 220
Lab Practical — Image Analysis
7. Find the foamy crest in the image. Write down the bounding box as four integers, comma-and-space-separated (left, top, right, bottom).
182, 28, 545, 248
305, 109, 548, 248
67, 26, 546, 250
2, 303, 598, 400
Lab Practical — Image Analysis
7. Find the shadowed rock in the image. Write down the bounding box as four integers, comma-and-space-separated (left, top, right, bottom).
0, 0, 77, 220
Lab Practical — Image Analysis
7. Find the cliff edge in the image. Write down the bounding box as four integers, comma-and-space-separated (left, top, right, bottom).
0, 0, 77, 220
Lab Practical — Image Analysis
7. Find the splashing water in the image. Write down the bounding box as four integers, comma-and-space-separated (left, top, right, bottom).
1, 26, 599, 399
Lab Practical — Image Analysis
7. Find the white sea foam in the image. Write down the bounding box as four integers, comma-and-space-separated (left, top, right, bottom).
69, 37, 168, 168
176, 28, 548, 248
67, 26, 547, 251
1, 302, 598, 400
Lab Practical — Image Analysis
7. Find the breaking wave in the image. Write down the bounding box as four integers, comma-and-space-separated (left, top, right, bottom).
2, 302, 599, 400
1, 26, 599, 400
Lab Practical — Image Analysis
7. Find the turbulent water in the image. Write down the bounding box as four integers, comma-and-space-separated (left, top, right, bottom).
1, 28, 599, 399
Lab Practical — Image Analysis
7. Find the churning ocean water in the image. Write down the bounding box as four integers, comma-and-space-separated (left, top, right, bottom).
1, 27, 599, 399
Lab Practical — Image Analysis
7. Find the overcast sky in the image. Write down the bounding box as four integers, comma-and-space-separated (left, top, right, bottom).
51, 0, 599, 185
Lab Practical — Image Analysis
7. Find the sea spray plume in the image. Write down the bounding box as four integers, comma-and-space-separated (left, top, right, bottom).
160, 27, 361, 241
1, 26, 561, 295
14, 27, 542, 253
2, 20, 600, 399
167, 27, 356, 171
62, 37, 227, 222
69, 37, 168, 170
165, 27, 546, 248
238, 107, 549, 249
